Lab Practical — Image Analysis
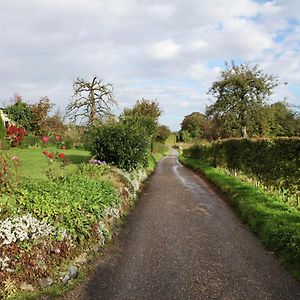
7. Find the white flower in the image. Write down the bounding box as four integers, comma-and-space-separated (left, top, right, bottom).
0, 256, 10, 271
0, 214, 54, 245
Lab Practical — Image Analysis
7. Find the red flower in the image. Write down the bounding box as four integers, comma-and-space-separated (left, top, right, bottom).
18, 127, 27, 137
6, 125, 19, 136
58, 153, 65, 159
47, 153, 54, 159
55, 135, 61, 141
41, 136, 49, 143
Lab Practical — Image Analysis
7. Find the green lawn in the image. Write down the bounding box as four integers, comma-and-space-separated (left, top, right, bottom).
2, 147, 91, 180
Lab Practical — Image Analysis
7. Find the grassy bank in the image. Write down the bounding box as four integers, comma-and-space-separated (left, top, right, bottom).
179, 156, 300, 280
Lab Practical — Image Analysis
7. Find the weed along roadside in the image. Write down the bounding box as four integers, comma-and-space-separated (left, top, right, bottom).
179, 155, 300, 281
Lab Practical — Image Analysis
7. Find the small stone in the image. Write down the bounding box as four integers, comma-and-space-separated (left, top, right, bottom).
38, 277, 53, 288
68, 265, 78, 279
74, 253, 88, 265
62, 274, 70, 285
92, 243, 101, 253
20, 282, 34, 291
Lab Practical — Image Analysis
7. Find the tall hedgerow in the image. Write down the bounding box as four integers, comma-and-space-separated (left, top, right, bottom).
183, 138, 300, 202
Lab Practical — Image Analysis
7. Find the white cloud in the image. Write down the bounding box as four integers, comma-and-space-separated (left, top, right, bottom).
0, 0, 299, 130
179, 101, 190, 108
148, 39, 182, 60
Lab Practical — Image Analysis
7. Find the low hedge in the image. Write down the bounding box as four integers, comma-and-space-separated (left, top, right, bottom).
183, 138, 300, 202
179, 156, 300, 279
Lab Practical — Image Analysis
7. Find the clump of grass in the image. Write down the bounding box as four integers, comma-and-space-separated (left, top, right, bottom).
179, 156, 300, 280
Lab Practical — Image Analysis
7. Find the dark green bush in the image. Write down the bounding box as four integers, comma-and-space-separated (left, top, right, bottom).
183, 138, 300, 200
88, 120, 152, 171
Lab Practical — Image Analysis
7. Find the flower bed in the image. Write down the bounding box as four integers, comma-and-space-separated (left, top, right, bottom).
0, 160, 149, 299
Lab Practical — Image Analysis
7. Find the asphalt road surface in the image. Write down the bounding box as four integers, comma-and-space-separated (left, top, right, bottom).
64, 153, 300, 300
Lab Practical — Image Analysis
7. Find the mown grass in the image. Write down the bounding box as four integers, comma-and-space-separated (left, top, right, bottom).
1, 148, 91, 180
179, 155, 300, 280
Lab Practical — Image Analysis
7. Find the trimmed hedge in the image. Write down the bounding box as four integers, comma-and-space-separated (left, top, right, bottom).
183, 138, 300, 201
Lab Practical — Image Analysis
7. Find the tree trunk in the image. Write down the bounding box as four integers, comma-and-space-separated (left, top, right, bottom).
90, 91, 96, 125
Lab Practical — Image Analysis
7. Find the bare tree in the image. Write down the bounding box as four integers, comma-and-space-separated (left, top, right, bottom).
65, 77, 117, 125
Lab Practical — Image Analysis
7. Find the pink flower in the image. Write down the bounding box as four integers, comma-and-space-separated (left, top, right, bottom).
42, 136, 49, 143
55, 135, 61, 141
12, 156, 18, 161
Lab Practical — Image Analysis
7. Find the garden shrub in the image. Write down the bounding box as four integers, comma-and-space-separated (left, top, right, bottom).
183, 138, 300, 202
62, 125, 85, 149
88, 119, 152, 171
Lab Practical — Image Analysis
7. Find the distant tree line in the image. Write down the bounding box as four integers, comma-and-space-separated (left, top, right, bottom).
178, 62, 300, 141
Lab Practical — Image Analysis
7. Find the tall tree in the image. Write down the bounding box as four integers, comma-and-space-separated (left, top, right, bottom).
122, 98, 161, 122
30, 97, 52, 135
268, 102, 300, 136
155, 124, 171, 142
180, 112, 206, 139
65, 77, 117, 125
206, 62, 279, 138
122, 99, 162, 137
4, 95, 33, 130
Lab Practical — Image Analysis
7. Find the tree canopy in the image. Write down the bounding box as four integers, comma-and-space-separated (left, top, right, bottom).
206, 62, 279, 138
121, 99, 162, 137
180, 112, 207, 139
155, 124, 172, 142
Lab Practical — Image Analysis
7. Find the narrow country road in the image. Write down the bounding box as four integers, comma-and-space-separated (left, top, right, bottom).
64, 153, 300, 300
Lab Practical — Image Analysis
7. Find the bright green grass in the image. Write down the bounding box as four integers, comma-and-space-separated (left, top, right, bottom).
179, 155, 300, 280
2, 147, 91, 180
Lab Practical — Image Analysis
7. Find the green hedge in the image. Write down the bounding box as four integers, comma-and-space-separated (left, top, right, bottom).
183, 138, 300, 200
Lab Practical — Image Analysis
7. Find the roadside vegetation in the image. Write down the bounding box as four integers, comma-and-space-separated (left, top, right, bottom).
178, 61, 300, 281
0, 80, 173, 299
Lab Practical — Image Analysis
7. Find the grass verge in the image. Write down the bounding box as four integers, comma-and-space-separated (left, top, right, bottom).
179, 155, 300, 280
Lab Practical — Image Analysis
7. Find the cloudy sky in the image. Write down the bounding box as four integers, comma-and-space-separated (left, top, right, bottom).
0, 0, 299, 130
